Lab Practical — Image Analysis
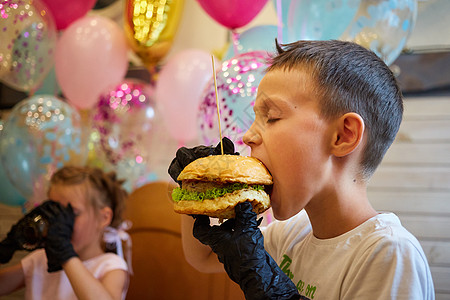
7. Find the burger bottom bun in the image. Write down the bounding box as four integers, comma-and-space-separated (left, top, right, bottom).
173, 188, 270, 221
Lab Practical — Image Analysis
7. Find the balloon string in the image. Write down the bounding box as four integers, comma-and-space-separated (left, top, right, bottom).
276, 0, 283, 44
231, 30, 240, 58
211, 55, 223, 155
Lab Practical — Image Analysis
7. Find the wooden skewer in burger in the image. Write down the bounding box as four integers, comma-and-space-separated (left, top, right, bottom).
171, 56, 272, 222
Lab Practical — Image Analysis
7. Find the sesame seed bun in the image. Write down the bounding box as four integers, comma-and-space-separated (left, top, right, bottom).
173, 155, 272, 220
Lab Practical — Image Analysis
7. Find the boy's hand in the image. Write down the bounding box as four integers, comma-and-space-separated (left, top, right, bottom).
193, 202, 301, 300
40, 200, 78, 272
168, 137, 238, 184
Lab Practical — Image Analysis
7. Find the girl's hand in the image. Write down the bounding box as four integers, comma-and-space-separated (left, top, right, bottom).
40, 200, 78, 272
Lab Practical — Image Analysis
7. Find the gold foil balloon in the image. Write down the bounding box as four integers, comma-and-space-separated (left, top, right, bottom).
124, 0, 184, 68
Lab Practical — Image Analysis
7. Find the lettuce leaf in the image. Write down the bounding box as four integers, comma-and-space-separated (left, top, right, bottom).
172, 183, 264, 202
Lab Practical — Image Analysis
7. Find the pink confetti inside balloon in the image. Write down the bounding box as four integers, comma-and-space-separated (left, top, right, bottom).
0, 0, 57, 92
91, 79, 157, 191
198, 51, 269, 155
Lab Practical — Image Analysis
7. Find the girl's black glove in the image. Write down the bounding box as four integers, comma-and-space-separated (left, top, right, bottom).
0, 200, 57, 263
0, 223, 20, 264
40, 200, 78, 272
193, 202, 301, 300
168, 137, 238, 184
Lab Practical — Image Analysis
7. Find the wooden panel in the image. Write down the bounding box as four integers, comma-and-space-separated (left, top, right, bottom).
368, 190, 450, 215
436, 294, 450, 300
382, 143, 450, 165
403, 97, 450, 118
396, 119, 450, 142
369, 166, 450, 190
420, 240, 450, 267
397, 214, 450, 240
431, 266, 450, 294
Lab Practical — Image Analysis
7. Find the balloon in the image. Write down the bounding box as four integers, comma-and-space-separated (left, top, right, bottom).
0, 0, 57, 92
273, 0, 359, 43
198, 51, 270, 156
340, 0, 417, 65
91, 0, 124, 23
91, 79, 157, 192
197, 0, 268, 30
34, 67, 61, 96
54, 15, 129, 109
224, 25, 278, 61
0, 119, 27, 207
155, 49, 217, 144
124, 0, 184, 68
0, 95, 86, 205
40, 0, 96, 30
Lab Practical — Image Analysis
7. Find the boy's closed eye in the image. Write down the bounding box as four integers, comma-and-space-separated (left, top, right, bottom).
267, 117, 281, 124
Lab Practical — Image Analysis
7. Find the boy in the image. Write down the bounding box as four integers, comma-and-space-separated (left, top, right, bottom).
169, 40, 434, 299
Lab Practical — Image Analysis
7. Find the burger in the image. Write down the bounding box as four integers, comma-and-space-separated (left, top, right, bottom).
171, 155, 272, 221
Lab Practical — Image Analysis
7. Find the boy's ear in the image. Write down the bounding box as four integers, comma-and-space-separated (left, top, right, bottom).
99, 206, 113, 228
331, 112, 365, 157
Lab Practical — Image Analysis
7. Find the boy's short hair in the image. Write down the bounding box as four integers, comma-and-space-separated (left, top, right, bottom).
267, 40, 403, 180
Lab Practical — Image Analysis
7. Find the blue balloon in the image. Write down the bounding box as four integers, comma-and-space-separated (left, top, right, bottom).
0, 162, 27, 207
34, 67, 62, 96
0, 95, 86, 203
0, 120, 27, 207
224, 25, 278, 61
272, 0, 359, 43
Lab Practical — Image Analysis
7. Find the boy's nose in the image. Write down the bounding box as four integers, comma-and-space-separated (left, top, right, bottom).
243, 125, 261, 146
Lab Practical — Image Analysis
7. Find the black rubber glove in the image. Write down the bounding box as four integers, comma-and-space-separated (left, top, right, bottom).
39, 200, 78, 272
0, 223, 20, 264
0, 201, 57, 263
193, 202, 301, 300
168, 137, 239, 184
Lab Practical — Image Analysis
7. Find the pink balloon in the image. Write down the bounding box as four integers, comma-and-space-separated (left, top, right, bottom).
41, 0, 96, 30
54, 16, 129, 110
196, 0, 268, 29
155, 49, 217, 144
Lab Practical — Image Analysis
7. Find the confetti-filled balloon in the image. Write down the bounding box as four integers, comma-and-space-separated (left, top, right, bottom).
91, 79, 157, 192
340, 0, 417, 65
224, 25, 278, 61
198, 51, 269, 156
124, 0, 184, 68
0, 0, 57, 92
273, 0, 359, 43
0, 95, 85, 205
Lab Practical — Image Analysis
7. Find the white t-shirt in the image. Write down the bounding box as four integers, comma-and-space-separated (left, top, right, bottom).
262, 211, 435, 300
21, 249, 128, 300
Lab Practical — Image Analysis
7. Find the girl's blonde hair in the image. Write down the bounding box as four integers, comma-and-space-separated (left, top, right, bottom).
49, 165, 128, 228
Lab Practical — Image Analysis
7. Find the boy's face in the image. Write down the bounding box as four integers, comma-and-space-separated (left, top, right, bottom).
244, 68, 335, 220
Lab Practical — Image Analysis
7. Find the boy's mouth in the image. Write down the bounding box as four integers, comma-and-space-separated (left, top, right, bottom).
266, 184, 273, 198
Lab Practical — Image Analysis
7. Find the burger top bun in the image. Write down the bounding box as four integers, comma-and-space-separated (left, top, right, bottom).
177, 155, 273, 185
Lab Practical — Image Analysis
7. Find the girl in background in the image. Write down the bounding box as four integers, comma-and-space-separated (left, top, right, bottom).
0, 166, 130, 300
